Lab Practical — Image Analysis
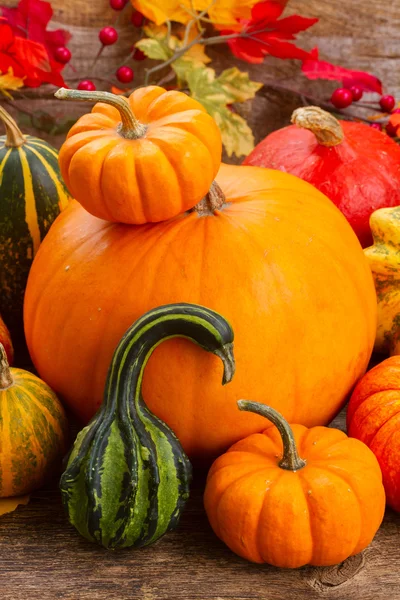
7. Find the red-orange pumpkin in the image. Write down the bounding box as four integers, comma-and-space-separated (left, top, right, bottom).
24, 165, 377, 460
347, 356, 400, 512
0, 314, 13, 365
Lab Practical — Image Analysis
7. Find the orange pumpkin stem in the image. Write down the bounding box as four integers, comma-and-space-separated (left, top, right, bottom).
193, 180, 225, 215
0, 344, 13, 390
0, 105, 26, 148
238, 400, 306, 471
54, 88, 147, 139
291, 106, 344, 147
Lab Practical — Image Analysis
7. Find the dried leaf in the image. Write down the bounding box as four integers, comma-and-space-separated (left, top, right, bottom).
185, 63, 258, 157
0, 67, 24, 98
0, 495, 30, 516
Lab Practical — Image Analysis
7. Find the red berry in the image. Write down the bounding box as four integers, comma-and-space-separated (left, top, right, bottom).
110, 0, 126, 9
386, 121, 398, 137
131, 10, 144, 27
379, 94, 396, 113
133, 48, 146, 61
350, 86, 363, 101
391, 108, 400, 115
54, 46, 71, 64
99, 26, 118, 46
77, 80, 96, 91
369, 123, 383, 131
116, 66, 134, 83
331, 88, 353, 109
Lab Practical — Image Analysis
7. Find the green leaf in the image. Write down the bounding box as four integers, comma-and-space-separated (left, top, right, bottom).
217, 67, 263, 103
135, 38, 173, 61
184, 64, 259, 157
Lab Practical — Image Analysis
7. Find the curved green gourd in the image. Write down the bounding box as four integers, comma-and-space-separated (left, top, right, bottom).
60, 303, 235, 549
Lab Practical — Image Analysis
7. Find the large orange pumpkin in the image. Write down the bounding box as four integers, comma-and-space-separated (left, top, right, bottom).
55, 86, 222, 224
24, 165, 377, 460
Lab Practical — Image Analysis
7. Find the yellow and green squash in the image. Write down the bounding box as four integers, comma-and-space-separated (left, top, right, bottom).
0, 105, 70, 336
60, 303, 235, 549
365, 206, 400, 355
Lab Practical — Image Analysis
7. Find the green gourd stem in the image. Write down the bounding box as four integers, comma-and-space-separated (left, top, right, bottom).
237, 400, 306, 472
54, 88, 147, 139
291, 106, 344, 147
0, 105, 26, 147
193, 180, 226, 215
0, 344, 13, 390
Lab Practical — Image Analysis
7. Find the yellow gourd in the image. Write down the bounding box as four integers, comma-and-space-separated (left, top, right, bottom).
365, 206, 400, 355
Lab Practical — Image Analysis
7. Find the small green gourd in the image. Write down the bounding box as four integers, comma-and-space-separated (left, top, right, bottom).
60, 303, 235, 549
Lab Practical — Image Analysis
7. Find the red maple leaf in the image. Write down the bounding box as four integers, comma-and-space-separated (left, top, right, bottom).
1, 0, 70, 62
222, 1, 318, 65
0, 18, 65, 87
302, 48, 383, 94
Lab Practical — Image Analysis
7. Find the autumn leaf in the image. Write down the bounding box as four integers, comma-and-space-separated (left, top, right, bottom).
0, 496, 30, 517
302, 48, 383, 94
136, 24, 210, 65
0, 67, 24, 98
130, 0, 261, 28
223, 1, 318, 64
185, 63, 261, 156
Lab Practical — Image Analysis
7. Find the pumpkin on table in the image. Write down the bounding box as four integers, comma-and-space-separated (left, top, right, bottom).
24, 165, 376, 461
347, 356, 400, 513
0, 344, 67, 497
0, 105, 70, 336
364, 206, 400, 355
61, 303, 235, 549
204, 400, 385, 568
244, 106, 400, 248
55, 86, 222, 224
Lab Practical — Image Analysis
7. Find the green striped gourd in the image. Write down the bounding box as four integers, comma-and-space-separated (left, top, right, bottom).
60, 303, 235, 549
0, 343, 68, 497
0, 105, 70, 336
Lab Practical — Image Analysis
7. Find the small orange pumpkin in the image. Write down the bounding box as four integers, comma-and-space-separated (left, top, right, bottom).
55, 86, 222, 224
204, 401, 385, 568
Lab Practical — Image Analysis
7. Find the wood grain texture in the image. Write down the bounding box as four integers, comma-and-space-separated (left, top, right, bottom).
0, 410, 400, 600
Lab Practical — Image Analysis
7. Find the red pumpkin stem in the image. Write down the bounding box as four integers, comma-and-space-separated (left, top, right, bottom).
237, 400, 306, 472
0, 344, 13, 390
291, 106, 344, 147
193, 180, 225, 215
54, 88, 147, 139
0, 105, 26, 148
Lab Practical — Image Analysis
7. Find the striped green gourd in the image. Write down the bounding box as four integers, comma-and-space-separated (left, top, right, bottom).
60, 303, 235, 549
0, 105, 70, 336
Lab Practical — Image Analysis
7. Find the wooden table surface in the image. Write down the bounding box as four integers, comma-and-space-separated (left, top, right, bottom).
1, 409, 399, 600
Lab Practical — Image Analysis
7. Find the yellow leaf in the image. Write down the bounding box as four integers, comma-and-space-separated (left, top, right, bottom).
131, 0, 259, 28
0, 495, 30, 516
180, 28, 211, 64
0, 68, 25, 99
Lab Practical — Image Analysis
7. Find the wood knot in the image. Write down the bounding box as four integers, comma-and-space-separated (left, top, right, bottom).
305, 553, 365, 592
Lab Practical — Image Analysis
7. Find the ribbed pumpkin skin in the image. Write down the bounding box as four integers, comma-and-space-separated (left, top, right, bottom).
58, 86, 222, 224
347, 356, 400, 513
24, 164, 377, 461
0, 316, 13, 365
244, 121, 400, 248
204, 421, 385, 567
61, 304, 234, 549
0, 134, 70, 332
0, 367, 68, 497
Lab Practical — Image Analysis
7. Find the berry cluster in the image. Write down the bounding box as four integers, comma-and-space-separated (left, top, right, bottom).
52, 2, 146, 92
330, 88, 398, 136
